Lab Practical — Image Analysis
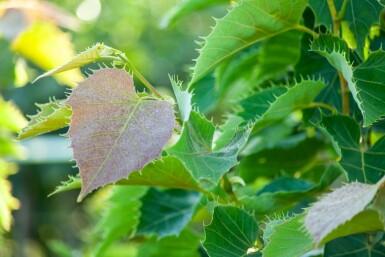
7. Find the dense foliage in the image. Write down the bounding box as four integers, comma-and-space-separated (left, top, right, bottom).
5, 0, 385, 256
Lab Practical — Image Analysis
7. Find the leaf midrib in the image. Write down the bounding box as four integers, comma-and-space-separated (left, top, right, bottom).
83, 100, 142, 195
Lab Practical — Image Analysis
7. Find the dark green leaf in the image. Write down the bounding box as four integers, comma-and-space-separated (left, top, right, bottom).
203, 206, 259, 257
320, 115, 385, 183
168, 111, 251, 185
136, 188, 199, 238
190, 0, 308, 84
324, 233, 385, 257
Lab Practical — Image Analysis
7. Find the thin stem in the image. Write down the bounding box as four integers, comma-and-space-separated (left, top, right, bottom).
337, 0, 349, 20
221, 174, 239, 204
327, 0, 339, 35
113, 54, 163, 99
338, 72, 350, 115
309, 102, 338, 114
294, 24, 319, 38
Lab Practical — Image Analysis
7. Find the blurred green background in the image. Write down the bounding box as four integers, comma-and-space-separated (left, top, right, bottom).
0, 0, 226, 256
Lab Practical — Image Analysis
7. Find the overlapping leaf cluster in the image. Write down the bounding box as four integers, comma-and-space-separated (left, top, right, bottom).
19, 0, 385, 256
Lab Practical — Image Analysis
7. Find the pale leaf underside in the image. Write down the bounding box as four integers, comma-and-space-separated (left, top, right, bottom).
66, 68, 174, 201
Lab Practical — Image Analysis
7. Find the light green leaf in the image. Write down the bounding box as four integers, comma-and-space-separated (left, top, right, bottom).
123, 156, 201, 191
203, 206, 260, 257
262, 214, 313, 257
305, 176, 385, 245
48, 174, 81, 197
324, 233, 385, 257
190, 0, 308, 84
136, 188, 199, 238
93, 186, 148, 257
168, 111, 251, 185
308, 0, 384, 60
239, 80, 326, 129
18, 100, 71, 140
319, 115, 385, 183
170, 76, 192, 122
161, 0, 229, 28
136, 229, 201, 257
33, 43, 117, 84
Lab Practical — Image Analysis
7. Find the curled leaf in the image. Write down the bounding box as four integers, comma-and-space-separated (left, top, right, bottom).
66, 68, 175, 201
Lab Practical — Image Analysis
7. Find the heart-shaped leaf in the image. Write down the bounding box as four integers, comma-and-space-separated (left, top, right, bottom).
66, 68, 175, 201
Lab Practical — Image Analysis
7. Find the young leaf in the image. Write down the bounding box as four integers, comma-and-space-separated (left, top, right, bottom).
203, 206, 260, 257
136, 229, 201, 257
305, 176, 385, 245
190, 0, 308, 84
168, 111, 251, 185
309, 0, 384, 59
66, 68, 175, 201
320, 115, 385, 183
324, 233, 385, 257
93, 186, 148, 257
33, 43, 117, 84
11, 22, 83, 87
136, 188, 199, 238
123, 156, 201, 191
262, 214, 313, 257
48, 174, 81, 197
170, 76, 192, 122
18, 100, 71, 140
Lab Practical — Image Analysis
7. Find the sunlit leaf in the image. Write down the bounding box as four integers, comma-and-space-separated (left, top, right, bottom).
33, 43, 118, 84
203, 206, 260, 257
66, 68, 175, 201
11, 22, 83, 87
136, 188, 199, 238
190, 0, 307, 84
48, 174, 81, 197
262, 214, 313, 257
170, 76, 192, 122
18, 100, 71, 140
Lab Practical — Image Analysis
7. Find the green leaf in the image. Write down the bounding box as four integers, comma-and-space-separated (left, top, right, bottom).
93, 186, 148, 257
324, 233, 385, 257
123, 156, 201, 191
308, 0, 384, 59
66, 68, 175, 201
305, 176, 385, 245
319, 115, 385, 183
239, 80, 326, 129
190, 0, 308, 84
170, 76, 192, 122
33, 43, 117, 84
136, 229, 201, 257
310, 34, 385, 125
18, 100, 71, 140
168, 111, 251, 185
48, 175, 81, 197
241, 164, 342, 215
262, 214, 313, 257
136, 188, 199, 238
203, 206, 259, 257
354, 51, 385, 125
161, 0, 229, 28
